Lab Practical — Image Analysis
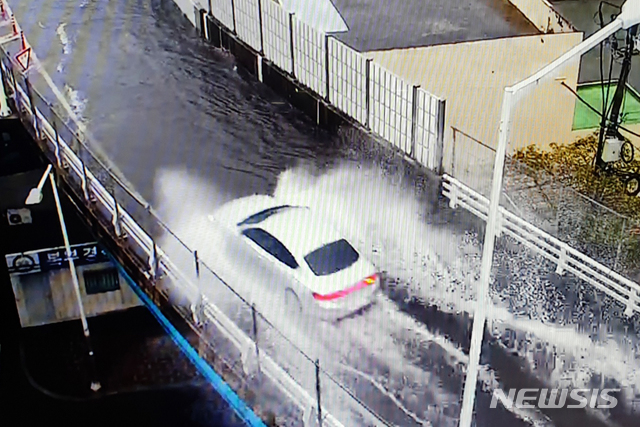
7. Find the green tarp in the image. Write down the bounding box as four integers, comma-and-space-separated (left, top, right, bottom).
572, 82, 640, 130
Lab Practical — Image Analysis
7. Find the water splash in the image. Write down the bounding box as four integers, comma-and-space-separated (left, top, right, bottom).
272, 162, 640, 419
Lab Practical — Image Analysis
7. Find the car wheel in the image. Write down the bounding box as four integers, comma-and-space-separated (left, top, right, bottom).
621, 141, 635, 164
625, 175, 640, 197
284, 289, 302, 315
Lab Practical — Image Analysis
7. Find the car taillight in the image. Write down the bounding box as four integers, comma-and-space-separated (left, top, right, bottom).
313, 273, 378, 301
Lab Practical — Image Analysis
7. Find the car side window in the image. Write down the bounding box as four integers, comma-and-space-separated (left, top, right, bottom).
242, 228, 299, 269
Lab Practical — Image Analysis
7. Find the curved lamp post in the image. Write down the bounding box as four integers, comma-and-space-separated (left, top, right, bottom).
26, 164, 101, 392
458, 2, 640, 425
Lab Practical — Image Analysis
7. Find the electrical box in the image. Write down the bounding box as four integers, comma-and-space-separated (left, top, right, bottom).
602, 138, 624, 163
6, 208, 32, 225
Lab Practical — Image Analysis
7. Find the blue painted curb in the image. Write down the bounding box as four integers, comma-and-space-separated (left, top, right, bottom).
105, 251, 267, 427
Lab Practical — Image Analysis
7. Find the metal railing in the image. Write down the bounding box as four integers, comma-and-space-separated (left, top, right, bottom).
0, 33, 390, 427
442, 173, 640, 317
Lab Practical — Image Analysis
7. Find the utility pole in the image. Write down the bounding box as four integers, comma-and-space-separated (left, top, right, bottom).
595, 23, 638, 170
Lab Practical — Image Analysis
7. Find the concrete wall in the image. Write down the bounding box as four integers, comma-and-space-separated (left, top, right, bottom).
11, 263, 141, 328
507, 0, 576, 33
364, 32, 583, 194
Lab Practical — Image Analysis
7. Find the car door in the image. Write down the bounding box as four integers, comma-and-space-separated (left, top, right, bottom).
240, 227, 299, 306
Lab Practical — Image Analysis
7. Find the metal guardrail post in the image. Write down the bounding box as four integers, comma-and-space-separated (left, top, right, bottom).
613, 218, 626, 272
436, 99, 446, 175
625, 290, 639, 317
81, 162, 91, 202
451, 127, 456, 177
51, 112, 62, 168
556, 246, 567, 275
112, 190, 122, 237
410, 85, 418, 158
0, 55, 11, 117
230, 0, 237, 34
24, 77, 40, 140
257, 0, 264, 54
315, 359, 322, 427
324, 34, 330, 102
193, 249, 207, 356
149, 241, 158, 282
194, 249, 200, 278
289, 13, 295, 77
251, 303, 260, 375
448, 178, 458, 209
365, 58, 371, 129
193, 250, 204, 325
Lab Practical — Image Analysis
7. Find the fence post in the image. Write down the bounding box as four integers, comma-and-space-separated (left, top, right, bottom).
365, 58, 371, 129
230, 0, 237, 34
24, 76, 38, 138
52, 111, 62, 168
149, 241, 159, 282
251, 303, 260, 374
80, 146, 90, 202
0, 56, 10, 117
613, 218, 626, 272
451, 127, 456, 177
315, 359, 322, 427
193, 249, 208, 356
112, 190, 122, 237
556, 246, 567, 275
435, 98, 446, 175
289, 13, 295, 77
410, 85, 418, 159
257, 0, 264, 54
194, 250, 204, 326
324, 34, 330, 102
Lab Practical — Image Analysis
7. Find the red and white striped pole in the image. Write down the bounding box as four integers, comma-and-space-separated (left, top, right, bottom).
11, 15, 18, 37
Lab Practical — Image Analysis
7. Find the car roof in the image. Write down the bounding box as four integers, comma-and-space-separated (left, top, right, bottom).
248, 207, 344, 259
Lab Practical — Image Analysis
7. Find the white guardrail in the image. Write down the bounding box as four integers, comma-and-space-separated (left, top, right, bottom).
2, 60, 363, 427
175, 0, 446, 173
442, 174, 640, 317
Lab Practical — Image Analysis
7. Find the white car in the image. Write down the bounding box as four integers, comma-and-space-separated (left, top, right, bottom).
208, 195, 380, 320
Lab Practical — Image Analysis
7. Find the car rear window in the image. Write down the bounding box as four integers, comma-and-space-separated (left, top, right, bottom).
304, 239, 359, 276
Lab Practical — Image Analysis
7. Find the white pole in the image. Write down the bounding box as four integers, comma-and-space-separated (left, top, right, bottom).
458, 16, 628, 427
49, 171, 101, 392
458, 89, 513, 427
0, 64, 11, 117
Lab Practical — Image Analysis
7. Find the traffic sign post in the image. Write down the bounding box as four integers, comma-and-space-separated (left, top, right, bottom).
15, 46, 30, 73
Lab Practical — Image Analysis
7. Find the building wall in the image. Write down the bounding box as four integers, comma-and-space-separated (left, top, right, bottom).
12, 263, 141, 328
364, 32, 583, 194
507, 0, 576, 34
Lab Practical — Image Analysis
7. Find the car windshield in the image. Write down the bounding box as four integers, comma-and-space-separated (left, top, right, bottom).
237, 205, 292, 226
304, 239, 359, 276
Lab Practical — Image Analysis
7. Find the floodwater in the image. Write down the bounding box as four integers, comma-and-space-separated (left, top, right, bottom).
8, 0, 640, 425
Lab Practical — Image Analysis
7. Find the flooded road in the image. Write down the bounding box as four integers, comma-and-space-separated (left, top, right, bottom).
8, 0, 640, 425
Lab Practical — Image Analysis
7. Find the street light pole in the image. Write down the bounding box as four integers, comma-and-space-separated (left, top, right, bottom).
457, 4, 639, 424
26, 166, 101, 392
